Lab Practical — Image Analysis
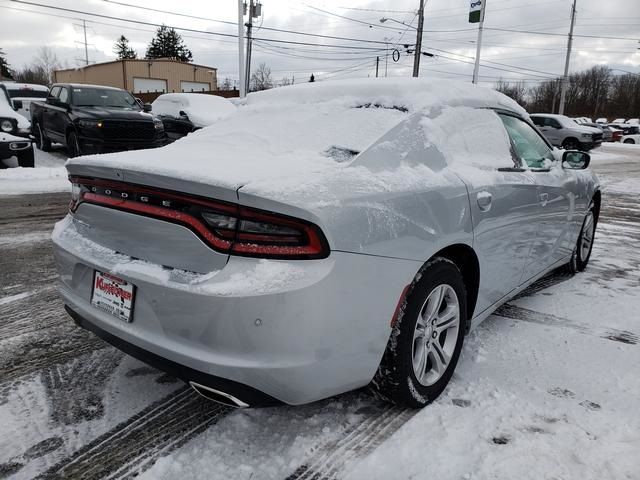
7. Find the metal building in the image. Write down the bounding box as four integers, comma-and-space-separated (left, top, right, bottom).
54, 59, 218, 94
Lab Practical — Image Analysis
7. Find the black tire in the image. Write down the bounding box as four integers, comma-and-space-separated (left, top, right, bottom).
17, 145, 35, 168
562, 137, 580, 150
568, 203, 597, 274
33, 121, 51, 152
67, 131, 81, 158
371, 257, 467, 408
623, 138, 635, 144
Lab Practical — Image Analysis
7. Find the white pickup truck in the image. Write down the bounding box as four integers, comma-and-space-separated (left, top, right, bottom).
0, 82, 49, 120
0, 84, 34, 168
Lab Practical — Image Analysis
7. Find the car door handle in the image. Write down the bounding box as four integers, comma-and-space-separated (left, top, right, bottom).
539, 193, 549, 206
477, 191, 492, 211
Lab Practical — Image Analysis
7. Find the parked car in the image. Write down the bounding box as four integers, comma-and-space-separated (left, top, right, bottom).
530, 113, 602, 150
0, 83, 34, 168
0, 82, 49, 120
595, 117, 608, 124
53, 79, 600, 409
621, 133, 640, 144
616, 125, 640, 136
582, 122, 614, 142
610, 128, 624, 142
611, 118, 626, 126
152, 93, 236, 142
625, 118, 639, 125
30, 83, 166, 157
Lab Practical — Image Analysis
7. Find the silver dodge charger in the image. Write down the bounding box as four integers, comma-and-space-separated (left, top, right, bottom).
52, 79, 600, 408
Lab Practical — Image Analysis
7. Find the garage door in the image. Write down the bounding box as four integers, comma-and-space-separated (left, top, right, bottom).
181, 81, 210, 92
133, 78, 167, 93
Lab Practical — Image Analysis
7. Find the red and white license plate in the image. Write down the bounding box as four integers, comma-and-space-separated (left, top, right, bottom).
91, 271, 135, 323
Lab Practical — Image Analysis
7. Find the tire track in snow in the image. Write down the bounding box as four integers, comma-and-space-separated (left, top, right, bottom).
39, 386, 231, 479
285, 405, 417, 480
495, 304, 638, 345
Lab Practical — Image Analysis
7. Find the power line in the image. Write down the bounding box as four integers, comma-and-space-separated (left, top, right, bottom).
485, 27, 639, 42
7, 0, 394, 51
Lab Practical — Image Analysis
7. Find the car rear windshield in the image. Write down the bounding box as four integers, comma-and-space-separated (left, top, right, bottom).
7, 89, 48, 99
71, 87, 139, 109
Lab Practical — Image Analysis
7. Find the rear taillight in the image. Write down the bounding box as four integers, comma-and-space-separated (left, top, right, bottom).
68, 176, 329, 260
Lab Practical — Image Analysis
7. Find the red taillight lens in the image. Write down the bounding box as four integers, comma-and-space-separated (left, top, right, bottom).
69, 176, 329, 260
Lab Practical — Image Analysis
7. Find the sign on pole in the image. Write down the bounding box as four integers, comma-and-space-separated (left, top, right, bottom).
469, 0, 484, 23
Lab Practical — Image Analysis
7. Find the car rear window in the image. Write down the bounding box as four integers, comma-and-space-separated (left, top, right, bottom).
7, 88, 48, 99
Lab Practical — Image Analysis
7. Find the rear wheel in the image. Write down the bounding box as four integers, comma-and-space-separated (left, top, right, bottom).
67, 131, 81, 158
623, 138, 635, 144
371, 258, 467, 408
562, 137, 580, 150
17, 145, 35, 168
569, 204, 597, 273
33, 122, 51, 152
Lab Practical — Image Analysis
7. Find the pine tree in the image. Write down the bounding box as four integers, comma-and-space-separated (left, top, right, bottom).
145, 25, 193, 62
0, 48, 13, 80
113, 35, 137, 60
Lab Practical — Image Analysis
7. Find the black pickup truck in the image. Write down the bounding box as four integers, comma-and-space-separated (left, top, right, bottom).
31, 83, 166, 157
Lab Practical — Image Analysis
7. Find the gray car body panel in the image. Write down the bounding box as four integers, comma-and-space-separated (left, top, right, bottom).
53, 84, 600, 405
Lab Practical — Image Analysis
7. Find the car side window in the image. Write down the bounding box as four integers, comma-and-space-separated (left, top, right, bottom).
531, 116, 544, 127
548, 118, 561, 129
499, 114, 554, 169
58, 88, 69, 104
48, 86, 61, 99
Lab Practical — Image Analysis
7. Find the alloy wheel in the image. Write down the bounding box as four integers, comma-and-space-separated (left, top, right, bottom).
580, 211, 595, 260
412, 284, 461, 387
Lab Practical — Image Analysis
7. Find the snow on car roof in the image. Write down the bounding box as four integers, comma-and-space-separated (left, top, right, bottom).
152, 93, 236, 127
67, 78, 524, 204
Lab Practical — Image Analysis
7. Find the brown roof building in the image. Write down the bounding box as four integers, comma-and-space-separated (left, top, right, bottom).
54, 59, 218, 94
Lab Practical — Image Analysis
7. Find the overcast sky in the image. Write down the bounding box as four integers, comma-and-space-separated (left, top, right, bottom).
1, 0, 639, 87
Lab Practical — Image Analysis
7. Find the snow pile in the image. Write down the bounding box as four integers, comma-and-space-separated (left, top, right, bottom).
0, 166, 69, 195
152, 93, 236, 127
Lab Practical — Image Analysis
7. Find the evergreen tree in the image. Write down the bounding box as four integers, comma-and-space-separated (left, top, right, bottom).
113, 35, 137, 60
0, 48, 13, 80
145, 25, 193, 62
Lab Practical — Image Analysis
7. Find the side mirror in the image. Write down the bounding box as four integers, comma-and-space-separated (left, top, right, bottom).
13, 100, 23, 110
562, 150, 590, 170
143, 103, 152, 113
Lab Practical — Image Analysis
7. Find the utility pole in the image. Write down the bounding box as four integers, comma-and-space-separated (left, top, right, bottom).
376, 57, 379, 78
82, 20, 89, 65
558, 0, 577, 115
412, 0, 425, 77
244, 1, 261, 94
237, 0, 245, 98
472, 1, 487, 84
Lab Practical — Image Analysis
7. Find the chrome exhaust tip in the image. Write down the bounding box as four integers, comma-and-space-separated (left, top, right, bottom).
189, 381, 250, 408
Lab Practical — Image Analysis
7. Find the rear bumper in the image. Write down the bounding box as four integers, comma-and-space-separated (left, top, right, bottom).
52, 214, 420, 405
65, 304, 282, 407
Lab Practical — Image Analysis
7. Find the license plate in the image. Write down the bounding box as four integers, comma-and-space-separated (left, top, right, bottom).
91, 271, 135, 323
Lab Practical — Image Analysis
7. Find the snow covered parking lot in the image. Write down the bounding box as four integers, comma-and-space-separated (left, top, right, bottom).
0, 143, 639, 479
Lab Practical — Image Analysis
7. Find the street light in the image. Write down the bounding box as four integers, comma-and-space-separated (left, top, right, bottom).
379, 17, 417, 30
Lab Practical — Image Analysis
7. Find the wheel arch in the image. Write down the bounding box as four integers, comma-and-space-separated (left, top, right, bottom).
592, 189, 601, 222
562, 136, 579, 147
420, 244, 480, 332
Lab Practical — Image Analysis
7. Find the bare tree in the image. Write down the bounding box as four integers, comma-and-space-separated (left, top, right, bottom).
250, 63, 273, 92
494, 79, 528, 107
279, 76, 293, 87
33, 46, 61, 85
219, 77, 234, 90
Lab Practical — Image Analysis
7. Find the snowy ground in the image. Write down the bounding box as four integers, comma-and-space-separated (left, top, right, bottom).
0, 147, 69, 195
0, 144, 639, 479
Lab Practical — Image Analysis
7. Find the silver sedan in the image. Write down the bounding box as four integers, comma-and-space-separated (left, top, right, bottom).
52, 79, 600, 408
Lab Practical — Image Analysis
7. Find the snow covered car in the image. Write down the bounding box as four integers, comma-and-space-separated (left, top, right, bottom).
530, 113, 602, 150
0, 82, 49, 120
151, 93, 236, 142
621, 133, 640, 144
0, 84, 34, 168
52, 79, 600, 408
